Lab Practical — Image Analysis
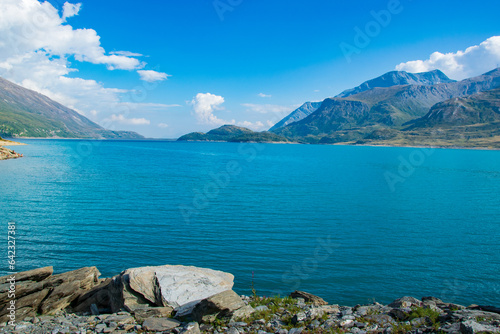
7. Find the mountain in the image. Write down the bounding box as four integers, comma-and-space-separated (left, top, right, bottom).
0, 77, 143, 139
269, 102, 322, 131
336, 69, 456, 98
272, 68, 500, 144
406, 87, 500, 129
269, 70, 455, 132
359, 88, 500, 149
177, 125, 289, 143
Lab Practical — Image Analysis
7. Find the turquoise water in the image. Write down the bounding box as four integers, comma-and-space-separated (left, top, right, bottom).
1, 140, 499, 306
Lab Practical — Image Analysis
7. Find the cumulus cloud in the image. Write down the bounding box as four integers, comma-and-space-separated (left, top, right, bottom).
158, 123, 169, 128
109, 114, 150, 125
138, 70, 171, 82
396, 36, 500, 80
258, 93, 271, 98
190, 93, 234, 126
62, 2, 81, 21
237, 120, 266, 131
242, 103, 293, 114
0, 0, 172, 131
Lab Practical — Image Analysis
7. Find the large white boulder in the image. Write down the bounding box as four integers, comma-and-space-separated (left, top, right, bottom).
124, 265, 234, 315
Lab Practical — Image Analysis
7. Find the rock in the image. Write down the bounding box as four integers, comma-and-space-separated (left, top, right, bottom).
468, 305, 500, 315
123, 267, 164, 305
410, 316, 430, 327
230, 305, 255, 321
103, 315, 135, 326
254, 305, 269, 312
291, 312, 307, 324
0, 289, 49, 321
73, 278, 121, 314
142, 317, 181, 331
451, 309, 500, 321
39, 267, 101, 314
113, 265, 234, 315
0, 267, 53, 285
132, 306, 174, 321
388, 308, 410, 321
460, 319, 500, 334
192, 290, 246, 323
288, 328, 304, 334
290, 291, 328, 306
388, 296, 423, 308
90, 304, 99, 315
364, 314, 396, 326
422, 296, 443, 303
179, 322, 201, 334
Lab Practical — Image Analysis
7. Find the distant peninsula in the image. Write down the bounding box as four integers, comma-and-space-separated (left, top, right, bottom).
177, 125, 290, 143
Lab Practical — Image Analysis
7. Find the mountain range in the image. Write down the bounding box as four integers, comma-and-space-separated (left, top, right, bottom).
269, 68, 500, 147
0, 77, 142, 139
1, 67, 500, 148
180, 68, 500, 148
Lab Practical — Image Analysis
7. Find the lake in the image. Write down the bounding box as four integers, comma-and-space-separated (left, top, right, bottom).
1, 140, 499, 306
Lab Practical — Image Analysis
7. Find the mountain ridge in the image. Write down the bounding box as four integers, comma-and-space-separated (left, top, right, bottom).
271, 68, 500, 145
0, 77, 143, 139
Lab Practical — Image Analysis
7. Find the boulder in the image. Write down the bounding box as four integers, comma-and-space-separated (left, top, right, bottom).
451, 309, 500, 321
0, 267, 53, 285
230, 305, 255, 321
388, 296, 423, 308
179, 322, 201, 334
133, 306, 174, 322
191, 290, 246, 323
142, 317, 181, 331
39, 267, 101, 314
0, 266, 100, 321
290, 291, 328, 306
73, 278, 121, 314
116, 265, 233, 314
460, 319, 500, 334
468, 305, 500, 315
155, 265, 234, 308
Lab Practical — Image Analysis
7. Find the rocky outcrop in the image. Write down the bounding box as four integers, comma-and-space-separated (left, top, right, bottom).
80, 265, 236, 316
0, 267, 101, 322
0, 146, 22, 160
290, 290, 328, 306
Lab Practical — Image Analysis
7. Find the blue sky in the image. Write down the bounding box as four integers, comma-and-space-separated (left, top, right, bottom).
1, 0, 500, 138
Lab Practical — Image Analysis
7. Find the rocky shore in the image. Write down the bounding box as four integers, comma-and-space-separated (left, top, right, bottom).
0, 146, 23, 160
0, 138, 24, 160
1, 266, 499, 334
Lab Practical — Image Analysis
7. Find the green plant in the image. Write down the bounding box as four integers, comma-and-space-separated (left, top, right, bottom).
408, 306, 440, 324
392, 322, 413, 334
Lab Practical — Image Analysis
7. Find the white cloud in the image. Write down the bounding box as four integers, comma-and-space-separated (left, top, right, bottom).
110, 51, 144, 57
242, 103, 293, 114
62, 2, 81, 21
109, 114, 150, 125
190, 93, 234, 126
258, 93, 271, 98
237, 120, 266, 131
158, 123, 169, 128
396, 36, 500, 80
137, 70, 171, 82
0, 0, 175, 133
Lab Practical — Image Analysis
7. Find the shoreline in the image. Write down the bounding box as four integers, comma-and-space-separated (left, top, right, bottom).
4, 137, 500, 152
1, 266, 499, 333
